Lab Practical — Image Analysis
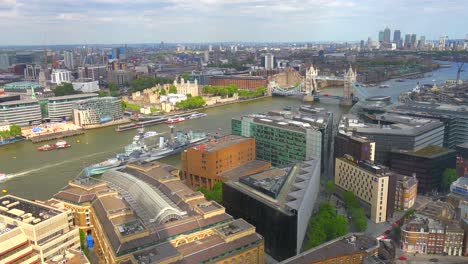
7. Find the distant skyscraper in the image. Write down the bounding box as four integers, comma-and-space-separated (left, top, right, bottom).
0, 53, 10, 70
393, 30, 401, 44
378, 31, 384, 42
410, 34, 417, 47
404, 34, 411, 49
203, 50, 209, 63
419, 36, 426, 49
208, 45, 213, 52
64, 51, 75, 70
384, 27, 391, 43
360, 40, 365, 50
367, 37, 372, 49
264, 53, 274, 70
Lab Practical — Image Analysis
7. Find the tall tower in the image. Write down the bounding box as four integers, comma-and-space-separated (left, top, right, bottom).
305, 65, 319, 94
341, 66, 357, 106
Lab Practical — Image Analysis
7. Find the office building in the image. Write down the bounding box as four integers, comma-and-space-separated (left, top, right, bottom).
335, 156, 389, 223
0, 99, 42, 126
203, 50, 209, 63
73, 97, 123, 127
280, 234, 380, 264
383, 27, 391, 43
0, 53, 10, 70
404, 34, 411, 48
264, 53, 274, 70
63, 51, 75, 70
390, 146, 457, 193
181, 135, 270, 190
401, 217, 464, 256
24, 64, 41, 81
0, 94, 21, 104
456, 143, 468, 177
223, 159, 321, 261
0, 223, 39, 264
108, 69, 134, 87
393, 30, 401, 44
57, 161, 265, 264
0, 195, 81, 262
72, 78, 100, 93
339, 114, 444, 165
388, 102, 468, 149
47, 93, 98, 122
233, 108, 331, 172
15, 52, 34, 64
394, 174, 418, 210
334, 132, 375, 162
208, 75, 268, 90
78, 65, 107, 82
2, 81, 43, 95
411, 34, 417, 47
51, 69, 72, 85
378, 31, 384, 42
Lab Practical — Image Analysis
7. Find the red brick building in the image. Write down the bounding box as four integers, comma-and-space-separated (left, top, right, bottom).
208, 75, 267, 90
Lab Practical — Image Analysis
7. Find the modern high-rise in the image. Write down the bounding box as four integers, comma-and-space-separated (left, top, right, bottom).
0, 99, 42, 126
63, 50, 75, 70
335, 156, 390, 223
47, 93, 98, 122
404, 34, 411, 48
393, 30, 401, 44
0, 53, 10, 70
383, 27, 391, 43
181, 135, 271, 190
264, 53, 274, 70
378, 31, 384, 42
224, 159, 321, 261
0, 195, 81, 263
411, 34, 417, 47
232, 108, 332, 172
24, 64, 41, 81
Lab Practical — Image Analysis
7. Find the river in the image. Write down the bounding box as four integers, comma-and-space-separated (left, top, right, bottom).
0, 61, 466, 200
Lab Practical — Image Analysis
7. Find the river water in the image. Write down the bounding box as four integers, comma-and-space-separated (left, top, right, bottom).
1, 61, 466, 200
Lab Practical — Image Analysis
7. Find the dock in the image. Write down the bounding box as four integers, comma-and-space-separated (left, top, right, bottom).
29, 130, 84, 143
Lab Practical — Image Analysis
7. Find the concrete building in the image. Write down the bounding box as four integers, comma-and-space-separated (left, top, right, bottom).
51, 69, 72, 85
24, 64, 41, 81
0, 53, 10, 70
335, 156, 389, 223
264, 53, 274, 70
108, 69, 133, 87
72, 78, 100, 93
181, 135, 270, 190
0, 223, 39, 264
208, 75, 268, 90
339, 114, 445, 164
223, 159, 321, 261
334, 132, 375, 162
394, 174, 418, 210
73, 97, 123, 127
388, 102, 468, 149
0, 99, 42, 126
280, 233, 380, 264
0, 195, 81, 262
47, 93, 98, 122
232, 110, 328, 170
78, 65, 107, 82
2, 81, 43, 96
390, 146, 457, 193
63, 51, 75, 70
56, 161, 265, 264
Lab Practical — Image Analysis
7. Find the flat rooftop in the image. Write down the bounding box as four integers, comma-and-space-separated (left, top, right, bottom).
0, 195, 62, 225
48, 93, 98, 101
219, 159, 271, 180
210, 75, 266, 80
392, 145, 455, 158
191, 135, 250, 152
0, 99, 38, 106
280, 234, 379, 264
390, 102, 468, 117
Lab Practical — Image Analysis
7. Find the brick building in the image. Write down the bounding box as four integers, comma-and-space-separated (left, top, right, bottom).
208, 75, 267, 90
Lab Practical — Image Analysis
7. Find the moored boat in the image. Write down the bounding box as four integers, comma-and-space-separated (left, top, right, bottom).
37, 140, 71, 151
379, 84, 390, 88
165, 117, 185, 124
0, 173, 7, 182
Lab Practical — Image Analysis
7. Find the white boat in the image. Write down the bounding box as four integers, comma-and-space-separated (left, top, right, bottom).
0, 173, 7, 182
379, 84, 390, 89
143, 131, 158, 138
187, 112, 207, 119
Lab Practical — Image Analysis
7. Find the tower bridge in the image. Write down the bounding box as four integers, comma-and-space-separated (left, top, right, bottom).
268, 66, 370, 105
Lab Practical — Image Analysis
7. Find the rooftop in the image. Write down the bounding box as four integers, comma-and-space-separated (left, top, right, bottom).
3, 82, 42, 89
0, 195, 62, 225
0, 99, 38, 106
389, 102, 468, 118
48, 93, 98, 101
219, 159, 271, 180
280, 234, 379, 264
210, 75, 266, 80
191, 135, 250, 152
392, 145, 455, 158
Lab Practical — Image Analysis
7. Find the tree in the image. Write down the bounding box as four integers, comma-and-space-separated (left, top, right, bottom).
197, 182, 223, 203
159, 88, 167, 95
54, 83, 82, 96
324, 180, 336, 199
108, 82, 118, 92
9, 124, 21, 137
343, 191, 358, 209
168, 85, 178, 94
130, 76, 173, 92
441, 168, 458, 192
175, 96, 206, 110
98, 91, 109, 97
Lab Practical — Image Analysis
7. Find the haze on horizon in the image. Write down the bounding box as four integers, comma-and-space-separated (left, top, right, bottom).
1, 0, 467, 46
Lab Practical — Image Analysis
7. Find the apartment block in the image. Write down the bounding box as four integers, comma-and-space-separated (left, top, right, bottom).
335, 156, 389, 223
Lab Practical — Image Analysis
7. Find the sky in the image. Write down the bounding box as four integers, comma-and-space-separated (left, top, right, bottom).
1, 0, 467, 45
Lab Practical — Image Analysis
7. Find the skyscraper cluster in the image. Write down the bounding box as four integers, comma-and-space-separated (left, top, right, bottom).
377, 27, 425, 50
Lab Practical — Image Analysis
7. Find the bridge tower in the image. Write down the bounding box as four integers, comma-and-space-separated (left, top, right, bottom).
305, 65, 319, 94
341, 66, 357, 106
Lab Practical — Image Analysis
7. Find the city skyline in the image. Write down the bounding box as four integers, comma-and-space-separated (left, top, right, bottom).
1, 0, 467, 45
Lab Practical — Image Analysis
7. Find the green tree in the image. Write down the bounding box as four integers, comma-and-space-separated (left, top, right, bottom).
159, 88, 167, 95
169, 85, 178, 94
175, 96, 206, 110
441, 168, 458, 192
98, 91, 109, 97
130, 76, 173, 92
186, 93, 192, 98
197, 182, 223, 203
324, 180, 336, 199
9, 124, 21, 137
108, 82, 118, 91
53, 83, 82, 96
343, 191, 358, 209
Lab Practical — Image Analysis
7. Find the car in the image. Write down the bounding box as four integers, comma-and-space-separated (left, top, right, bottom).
429, 258, 439, 262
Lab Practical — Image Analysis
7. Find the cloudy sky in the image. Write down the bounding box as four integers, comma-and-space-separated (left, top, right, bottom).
1, 0, 467, 45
